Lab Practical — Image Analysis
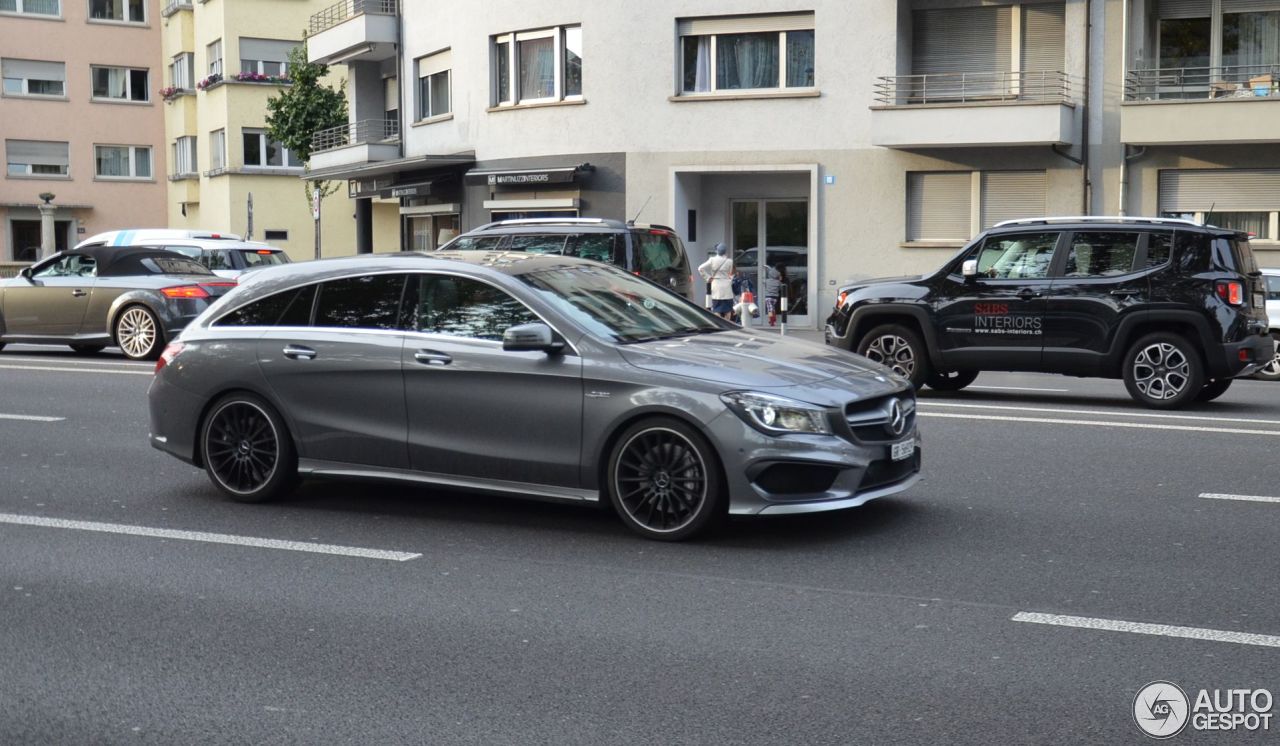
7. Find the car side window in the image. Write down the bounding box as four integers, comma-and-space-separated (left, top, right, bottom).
412, 274, 539, 341
1145, 231, 1173, 268
313, 274, 407, 330
507, 235, 567, 254
1063, 232, 1141, 277
215, 285, 315, 327
566, 233, 622, 265
34, 254, 96, 278
1175, 232, 1212, 273
970, 233, 1058, 280
1267, 275, 1280, 301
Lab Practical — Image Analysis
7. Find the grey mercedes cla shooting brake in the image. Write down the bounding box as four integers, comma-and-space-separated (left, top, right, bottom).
148, 252, 920, 540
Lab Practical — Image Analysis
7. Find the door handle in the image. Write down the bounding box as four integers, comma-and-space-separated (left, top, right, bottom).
71, 289, 87, 297
414, 349, 452, 366
1016, 288, 1042, 300
1110, 289, 1140, 297
282, 345, 316, 360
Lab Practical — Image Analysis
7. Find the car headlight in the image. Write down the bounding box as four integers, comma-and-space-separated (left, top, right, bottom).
720, 391, 831, 435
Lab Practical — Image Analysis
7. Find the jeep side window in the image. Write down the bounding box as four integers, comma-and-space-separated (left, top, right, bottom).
1174, 232, 1212, 273
508, 235, 567, 255
970, 233, 1058, 280
1145, 232, 1173, 268
1064, 232, 1140, 277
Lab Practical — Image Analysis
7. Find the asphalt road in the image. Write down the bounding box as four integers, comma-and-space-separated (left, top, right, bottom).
1, 342, 1277, 744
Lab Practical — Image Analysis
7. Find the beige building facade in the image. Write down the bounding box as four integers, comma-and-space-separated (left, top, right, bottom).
1, 0, 167, 262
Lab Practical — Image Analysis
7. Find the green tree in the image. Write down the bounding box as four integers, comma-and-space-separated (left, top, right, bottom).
265, 38, 348, 258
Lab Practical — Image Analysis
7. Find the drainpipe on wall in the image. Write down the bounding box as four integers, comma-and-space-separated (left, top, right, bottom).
394, 0, 407, 251
1082, 0, 1092, 215
1118, 0, 1129, 215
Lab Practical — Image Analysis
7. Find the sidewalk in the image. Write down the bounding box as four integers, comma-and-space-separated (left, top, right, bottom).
738, 322, 826, 345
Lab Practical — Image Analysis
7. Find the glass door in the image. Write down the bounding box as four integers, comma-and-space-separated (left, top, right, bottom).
731, 199, 810, 325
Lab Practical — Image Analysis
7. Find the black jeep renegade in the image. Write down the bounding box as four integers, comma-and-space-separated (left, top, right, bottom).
825, 217, 1272, 409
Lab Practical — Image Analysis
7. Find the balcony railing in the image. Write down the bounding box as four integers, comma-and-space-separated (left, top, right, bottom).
161, 1, 193, 17
309, 0, 397, 35
874, 71, 1074, 106
312, 118, 399, 154
1125, 65, 1280, 101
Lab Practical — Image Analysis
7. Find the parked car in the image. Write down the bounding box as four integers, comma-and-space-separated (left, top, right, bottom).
825, 217, 1272, 408
148, 252, 920, 541
76, 229, 290, 279
0, 246, 236, 360
439, 218, 694, 300
1256, 267, 1280, 381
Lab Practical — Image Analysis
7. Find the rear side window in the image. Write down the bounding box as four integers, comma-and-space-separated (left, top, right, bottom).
566, 233, 623, 265
1267, 275, 1280, 300
216, 286, 314, 327
1174, 232, 1212, 273
1063, 232, 1140, 276
1145, 232, 1173, 268
633, 232, 685, 272
138, 256, 214, 275
446, 235, 506, 251
508, 235, 567, 254
411, 274, 539, 341
314, 274, 407, 330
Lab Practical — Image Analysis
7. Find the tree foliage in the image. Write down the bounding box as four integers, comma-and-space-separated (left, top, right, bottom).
265, 41, 347, 165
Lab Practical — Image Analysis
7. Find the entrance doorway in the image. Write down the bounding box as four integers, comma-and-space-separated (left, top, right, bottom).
10, 219, 71, 261
730, 199, 810, 323
407, 213, 460, 251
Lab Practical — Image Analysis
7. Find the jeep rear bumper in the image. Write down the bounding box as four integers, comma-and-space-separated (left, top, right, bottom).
1219, 334, 1273, 378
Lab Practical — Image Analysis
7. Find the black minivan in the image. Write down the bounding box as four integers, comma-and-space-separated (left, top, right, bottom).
440, 218, 694, 300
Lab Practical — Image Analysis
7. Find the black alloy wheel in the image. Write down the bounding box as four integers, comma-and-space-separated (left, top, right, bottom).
607, 418, 725, 541
857, 323, 931, 389
201, 393, 297, 502
1122, 332, 1206, 409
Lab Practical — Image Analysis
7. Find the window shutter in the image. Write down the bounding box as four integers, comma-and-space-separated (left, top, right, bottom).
2, 58, 65, 81
384, 76, 399, 111
417, 49, 451, 78
1156, 0, 1211, 18
908, 172, 973, 241
6, 139, 69, 166
1159, 169, 1280, 211
1220, 0, 1280, 12
1022, 4, 1066, 73
912, 6, 1013, 75
238, 38, 297, 63
981, 171, 1048, 229
677, 12, 814, 36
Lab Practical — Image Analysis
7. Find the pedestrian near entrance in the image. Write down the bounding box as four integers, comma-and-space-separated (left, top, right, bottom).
698, 243, 735, 320
766, 263, 787, 326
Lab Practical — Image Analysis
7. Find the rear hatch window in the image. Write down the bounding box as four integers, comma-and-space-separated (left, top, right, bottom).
632, 229, 693, 298
1216, 236, 1267, 314
238, 249, 289, 268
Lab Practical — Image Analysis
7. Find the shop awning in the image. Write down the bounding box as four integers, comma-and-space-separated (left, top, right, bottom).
304, 152, 475, 182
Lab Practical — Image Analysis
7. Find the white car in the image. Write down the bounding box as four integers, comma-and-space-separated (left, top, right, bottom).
1258, 268, 1280, 380
76, 230, 290, 279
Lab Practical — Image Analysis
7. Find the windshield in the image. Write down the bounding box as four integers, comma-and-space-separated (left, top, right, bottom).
515, 263, 730, 343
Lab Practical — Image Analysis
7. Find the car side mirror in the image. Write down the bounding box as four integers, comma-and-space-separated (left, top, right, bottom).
961, 259, 978, 281
503, 322, 565, 354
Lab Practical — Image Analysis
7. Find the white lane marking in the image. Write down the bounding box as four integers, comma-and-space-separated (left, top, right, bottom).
1199, 492, 1280, 504
0, 364, 151, 377
1012, 612, 1280, 648
918, 411, 1280, 436
0, 413, 64, 422
0, 513, 421, 562
921, 401, 1280, 427
0, 355, 150, 368
968, 385, 1070, 393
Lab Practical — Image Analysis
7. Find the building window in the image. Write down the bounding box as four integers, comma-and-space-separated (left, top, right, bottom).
2, 58, 65, 97
242, 128, 297, 168
207, 39, 223, 77
91, 65, 149, 101
172, 136, 196, 175
210, 128, 225, 171
679, 13, 815, 94
264, 229, 288, 241
95, 144, 151, 179
907, 170, 1047, 242
169, 52, 193, 89
239, 38, 297, 76
415, 49, 451, 120
491, 26, 582, 106
1159, 169, 1280, 240
5, 139, 69, 177
89, 0, 143, 23
0, 0, 61, 16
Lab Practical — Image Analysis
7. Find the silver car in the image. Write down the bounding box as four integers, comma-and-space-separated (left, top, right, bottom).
148, 252, 920, 540
1258, 268, 1280, 381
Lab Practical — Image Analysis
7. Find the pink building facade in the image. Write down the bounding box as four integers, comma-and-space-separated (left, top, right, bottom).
0, 0, 166, 262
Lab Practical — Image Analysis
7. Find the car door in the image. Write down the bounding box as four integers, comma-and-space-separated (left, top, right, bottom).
1040, 230, 1160, 374
402, 272, 583, 488
2, 253, 97, 336
932, 231, 1060, 371
256, 274, 411, 469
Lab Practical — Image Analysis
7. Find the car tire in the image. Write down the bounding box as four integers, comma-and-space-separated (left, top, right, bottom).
1122, 332, 1206, 409
857, 323, 932, 389
114, 305, 165, 361
69, 344, 106, 355
926, 370, 979, 392
200, 392, 299, 503
0, 343, 6, 352
606, 417, 726, 541
1195, 378, 1233, 402
1254, 336, 1280, 381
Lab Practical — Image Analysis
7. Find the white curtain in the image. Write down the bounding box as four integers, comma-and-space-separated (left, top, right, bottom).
518, 37, 555, 99
694, 37, 711, 91
1225, 12, 1280, 70
97, 147, 128, 177
716, 33, 779, 89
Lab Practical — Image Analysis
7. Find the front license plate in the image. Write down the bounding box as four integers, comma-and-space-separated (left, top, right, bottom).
891, 438, 914, 461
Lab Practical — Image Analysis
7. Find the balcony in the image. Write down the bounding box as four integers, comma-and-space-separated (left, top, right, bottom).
310, 118, 400, 173
869, 71, 1077, 148
1122, 65, 1280, 145
161, 1, 193, 17
307, 0, 398, 66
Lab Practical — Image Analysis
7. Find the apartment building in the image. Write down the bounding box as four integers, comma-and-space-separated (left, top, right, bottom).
305, 0, 1280, 330
1, 0, 167, 261
160, 0, 397, 259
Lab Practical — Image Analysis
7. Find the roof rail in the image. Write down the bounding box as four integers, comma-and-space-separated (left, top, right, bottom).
992, 216, 1202, 228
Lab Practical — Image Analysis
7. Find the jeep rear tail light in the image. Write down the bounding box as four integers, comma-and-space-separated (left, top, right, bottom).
1215, 280, 1244, 306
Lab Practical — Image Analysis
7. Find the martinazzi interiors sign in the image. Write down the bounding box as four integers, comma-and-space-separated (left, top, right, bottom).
467, 164, 591, 186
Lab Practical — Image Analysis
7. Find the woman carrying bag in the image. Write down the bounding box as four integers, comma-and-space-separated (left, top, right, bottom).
698, 243, 735, 320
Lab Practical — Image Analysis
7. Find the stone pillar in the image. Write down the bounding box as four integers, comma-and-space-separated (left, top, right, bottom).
355, 197, 373, 254
38, 203, 57, 259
